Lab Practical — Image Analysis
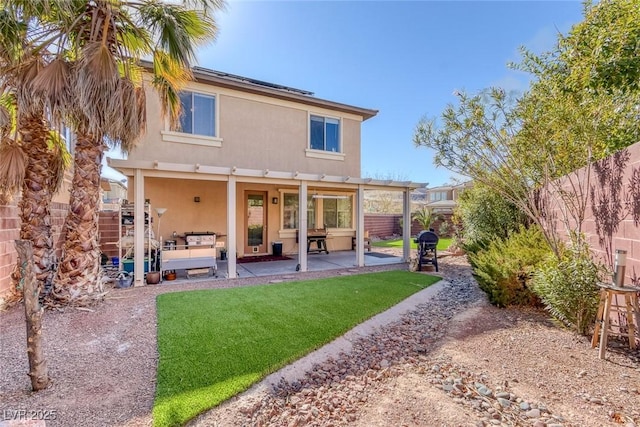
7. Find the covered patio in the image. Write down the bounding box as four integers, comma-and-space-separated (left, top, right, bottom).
108, 158, 426, 286
155, 248, 404, 283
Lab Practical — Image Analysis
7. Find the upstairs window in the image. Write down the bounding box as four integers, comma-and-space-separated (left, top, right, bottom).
429, 191, 448, 202
310, 115, 340, 152
179, 92, 216, 137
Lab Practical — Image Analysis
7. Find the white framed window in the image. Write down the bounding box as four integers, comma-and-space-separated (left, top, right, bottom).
429, 191, 448, 202
309, 115, 340, 153
322, 197, 353, 229
282, 193, 316, 229
179, 91, 216, 137
281, 193, 354, 230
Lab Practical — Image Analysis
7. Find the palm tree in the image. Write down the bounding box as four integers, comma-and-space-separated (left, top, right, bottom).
3, 0, 223, 306
0, 9, 70, 302
412, 207, 441, 232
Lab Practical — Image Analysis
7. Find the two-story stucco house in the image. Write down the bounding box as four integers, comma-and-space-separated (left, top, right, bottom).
423, 182, 473, 213
108, 66, 424, 285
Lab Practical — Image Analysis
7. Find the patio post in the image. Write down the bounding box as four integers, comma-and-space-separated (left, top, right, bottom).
134, 169, 145, 286
356, 185, 365, 267
298, 181, 308, 272
227, 176, 237, 278
403, 188, 411, 262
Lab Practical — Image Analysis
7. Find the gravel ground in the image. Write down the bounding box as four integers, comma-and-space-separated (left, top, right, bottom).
1, 255, 639, 427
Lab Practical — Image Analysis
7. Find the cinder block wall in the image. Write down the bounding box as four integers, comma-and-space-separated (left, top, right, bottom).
0, 201, 68, 305
0, 204, 20, 298
549, 142, 640, 286
363, 213, 454, 239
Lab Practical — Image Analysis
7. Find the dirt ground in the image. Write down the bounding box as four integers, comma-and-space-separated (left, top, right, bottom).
1, 257, 639, 427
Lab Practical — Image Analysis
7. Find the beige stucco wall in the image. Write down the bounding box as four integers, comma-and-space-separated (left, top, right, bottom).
135, 177, 355, 256
129, 80, 362, 178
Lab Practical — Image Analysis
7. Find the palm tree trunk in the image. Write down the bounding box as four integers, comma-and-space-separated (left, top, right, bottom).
50, 132, 105, 306
15, 239, 50, 391
17, 113, 57, 299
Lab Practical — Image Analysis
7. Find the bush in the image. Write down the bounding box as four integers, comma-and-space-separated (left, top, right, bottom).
456, 182, 528, 254
532, 237, 604, 335
469, 226, 551, 307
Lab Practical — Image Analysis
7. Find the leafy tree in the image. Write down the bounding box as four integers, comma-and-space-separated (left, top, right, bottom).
414, 0, 640, 258
514, 0, 640, 158
455, 182, 527, 253
413, 88, 585, 257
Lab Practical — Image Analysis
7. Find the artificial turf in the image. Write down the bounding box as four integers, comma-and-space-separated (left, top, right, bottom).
153, 270, 440, 426
372, 237, 452, 251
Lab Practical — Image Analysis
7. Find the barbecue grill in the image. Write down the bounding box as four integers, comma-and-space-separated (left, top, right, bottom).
415, 230, 439, 272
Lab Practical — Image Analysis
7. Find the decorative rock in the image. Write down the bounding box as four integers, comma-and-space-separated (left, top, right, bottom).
478, 386, 492, 397
497, 397, 511, 408
526, 408, 541, 418
519, 402, 530, 411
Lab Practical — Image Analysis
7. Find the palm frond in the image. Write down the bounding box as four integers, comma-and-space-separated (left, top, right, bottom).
183, 0, 228, 16
31, 57, 73, 120
0, 9, 28, 64
46, 128, 70, 193
107, 77, 144, 148
0, 140, 26, 195
139, 3, 216, 67
11, 54, 45, 118
151, 50, 191, 127
0, 104, 10, 130
75, 41, 119, 135
0, 90, 16, 132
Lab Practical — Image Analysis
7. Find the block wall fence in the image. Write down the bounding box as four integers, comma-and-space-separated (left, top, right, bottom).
547, 141, 640, 286
0, 202, 67, 302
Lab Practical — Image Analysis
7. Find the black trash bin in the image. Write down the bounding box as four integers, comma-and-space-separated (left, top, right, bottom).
272, 241, 283, 257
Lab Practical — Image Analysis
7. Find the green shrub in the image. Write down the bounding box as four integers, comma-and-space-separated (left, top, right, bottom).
469, 226, 551, 307
456, 182, 528, 254
532, 237, 604, 335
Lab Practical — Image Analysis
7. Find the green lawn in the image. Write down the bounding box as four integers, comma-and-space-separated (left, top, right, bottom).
154, 271, 441, 427
372, 237, 452, 251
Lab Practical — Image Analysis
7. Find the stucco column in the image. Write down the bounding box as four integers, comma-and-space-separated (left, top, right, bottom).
298, 181, 308, 272
403, 188, 411, 262
227, 176, 237, 278
134, 169, 145, 286
356, 185, 365, 267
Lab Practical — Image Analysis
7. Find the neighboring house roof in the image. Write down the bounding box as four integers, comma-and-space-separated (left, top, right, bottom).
426, 181, 473, 192
426, 200, 456, 208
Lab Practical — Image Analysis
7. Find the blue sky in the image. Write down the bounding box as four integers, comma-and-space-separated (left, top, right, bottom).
104, 0, 585, 187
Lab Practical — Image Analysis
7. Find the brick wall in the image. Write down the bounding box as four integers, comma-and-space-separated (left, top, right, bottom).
0, 204, 20, 297
364, 213, 454, 239
0, 201, 68, 303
